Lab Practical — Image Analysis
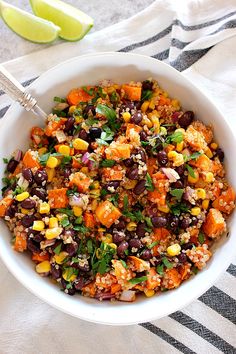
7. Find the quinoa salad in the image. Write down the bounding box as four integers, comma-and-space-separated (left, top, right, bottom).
0, 79, 235, 302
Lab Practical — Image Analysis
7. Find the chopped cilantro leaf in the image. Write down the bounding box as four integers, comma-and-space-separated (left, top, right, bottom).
3, 157, 8, 164
198, 232, 205, 245
141, 89, 153, 101
148, 241, 159, 249
100, 159, 116, 167
170, 188, 184, 201
53, 96, 66, 103
57, 208, 73, 217
184, 152, 202, 162
186, 164, 196, 178
156, 264, 164, 276
61, 217, 70, 228
129, 276, 148, 285
96, 104, 120, 131
162, 257, 174, 269
145, 173, 155, 192
166, 131, 183, 144
120, 260, 128, 268
54, 243, 62, 255
82, 86, 94, 96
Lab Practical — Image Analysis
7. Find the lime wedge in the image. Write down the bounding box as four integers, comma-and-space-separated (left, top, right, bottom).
0, 1, 60, 43
30, 0, 94, 41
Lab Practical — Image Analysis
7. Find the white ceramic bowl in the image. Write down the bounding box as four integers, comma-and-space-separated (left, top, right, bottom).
0, 52, 235, 325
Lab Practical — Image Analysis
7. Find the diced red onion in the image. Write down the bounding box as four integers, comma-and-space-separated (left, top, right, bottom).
162, 168, 180, 182
13, 149, 23, 162
40, 239, 56, 249
95, 293, 116, 300
81, 152, 90, 164
88, 159, 99, 170
119, 290, 136, 302
184, 186, 196, 204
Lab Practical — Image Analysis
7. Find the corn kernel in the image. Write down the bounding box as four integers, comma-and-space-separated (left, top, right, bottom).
32, 220, 45, 231
45, 227, 62, 240
158, 205, 170, 213
144, 289, 155, 297
167, 243, 181, 256
90, 189, 100, 198
36, 261, 51, 274
202, 199, 210, 210
38, 147, 47, 156
103, 233, 112, 244
160, 126, 167, 136
168, 151, 184, 167
46, 156, 58, 168
54, 251, 68, 264
150, 116, 160, 133
21, 208, 31, 215
91, 199, 98, 211
190, 207, 201, 216
73, 138, 89, 151
69, 105, 76, 115
74, 116, 83, 124
109, 243, 117, 250
73, 206, 83, 217
46, 167, 56, 182
127, 222, 137, 231
58, 145, 70, 156
149, 101, 155, 110
56, 213, 67, 221
141, 116, 153, 128
124, 180, 137, 190
188, 170, 199, 184
196, 188, 206, 200
122, 112, 131, 123
205, 147, 213, 159
80, 167, 89, 174
49, 217, 58, 229
210, 142, 218, 150
168, 151, 178, 159
62, 269, 77, 282
39, 202, 50, 214
141, 101, 149, 113
172, 99, 180, 109
15, 191, 29, 202
176, 141, 184, 152
204, 172, 214, 183
92, 181, 100, 189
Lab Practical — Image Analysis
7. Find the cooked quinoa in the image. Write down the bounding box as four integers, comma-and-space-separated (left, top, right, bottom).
0, 79, 235, 302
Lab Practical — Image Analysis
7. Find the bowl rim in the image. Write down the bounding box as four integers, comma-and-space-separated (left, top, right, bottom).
0, 51, 236, 325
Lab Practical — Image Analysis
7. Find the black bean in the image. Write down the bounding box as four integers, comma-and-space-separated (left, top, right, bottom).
131, 111, 142, 124
136, 222, 146, 237
51, 264, 62, 279
27, 227, 39, 237
34, 169, 48, 185
105, 181, 120, 191
77, 262, 90, 272
65, 243, 78, 256
129, 238, 142, 250
152, 256, 162, 267
64, 229, 76, 239
142, 80, 153, 91
180, 218, 191, 230
30, 188, 47, 201
141, 249, 152, 260
21, 214, 35, 228
5, 204, 17, 218
134, 101, 142, 110
123, 157, 134, 167
178, 253, 188, 263
139, 131, 147, 141
74, 276, 86, 290
157, 150, 168, 166
89, 127, 102, 140
67, 287, 76, 296
136, 148, 146, 162
114, 217, 126, 231
84, 104, 96, 116
178, 111, 194, 128
64, 117, 75, 132
175, 164, 185, 176
21, 198, 36, 209
181, 242, 194, 250
63, 168, 71, 179
172, 180, 183, 189
27, 239, 40, 253
7, 159, 18, 173
168, 215, 179, 231
117, 241, 129, 258
151, 216, 167, 228
133, 179, 146, 195
113, 231, 126, 244
215, 148, 224, 161
78, 129, 89, 141
121, 100, 135, 112
191, 217, 198, 226
31, 233, 44, 243
22, 168, 34, 184
126, 165, 139, 180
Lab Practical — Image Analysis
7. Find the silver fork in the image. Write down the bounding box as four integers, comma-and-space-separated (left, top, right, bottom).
0, 64, 47, 120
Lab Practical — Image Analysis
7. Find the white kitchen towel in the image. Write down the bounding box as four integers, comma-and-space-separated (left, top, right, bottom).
0, 0, 236, 353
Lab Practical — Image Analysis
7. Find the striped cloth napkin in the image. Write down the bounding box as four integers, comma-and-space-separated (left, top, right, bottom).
0, 0, 236, 353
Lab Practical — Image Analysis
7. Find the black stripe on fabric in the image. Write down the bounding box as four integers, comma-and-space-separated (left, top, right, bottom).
173, 11, 236, 31
171, 38, 190, 50
199, 286, 236, 325
151, 48, 169, 61
0, 105, 10, 118
118, 24, 172, 52
170, 311, 236, 353
0, 76, 38, 97
140, 322, 196, 354
208, 19, 236, 36
227, 264, 236, 277
170, 48, 211, 71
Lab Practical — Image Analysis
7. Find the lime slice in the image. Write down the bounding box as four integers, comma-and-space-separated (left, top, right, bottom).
30, 0, 93, 41
0, 1, 60, 43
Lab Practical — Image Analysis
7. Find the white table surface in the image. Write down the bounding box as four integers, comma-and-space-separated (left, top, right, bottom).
0, 0, 154, 63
